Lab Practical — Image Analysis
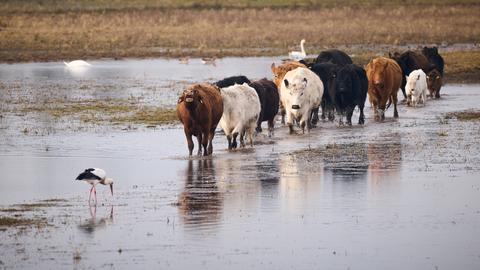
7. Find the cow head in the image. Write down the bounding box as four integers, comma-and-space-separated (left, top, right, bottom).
181, 86, 203, 109
426, 69, 442, 99
422, 46, 439, 58
329, 67, 354, 114
283, 77, 308, 110
371, 60, 389, 90
271, 61, 306, 89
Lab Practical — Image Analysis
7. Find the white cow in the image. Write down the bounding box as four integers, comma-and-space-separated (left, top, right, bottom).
280, 67, 323, 134
219, 83, 261, 150
406, 69, 428, 107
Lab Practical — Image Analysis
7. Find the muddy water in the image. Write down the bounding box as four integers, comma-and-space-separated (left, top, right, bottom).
1, 59, 480, 269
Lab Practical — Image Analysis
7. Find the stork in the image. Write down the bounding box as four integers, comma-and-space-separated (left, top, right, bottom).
76, 168, 113, 204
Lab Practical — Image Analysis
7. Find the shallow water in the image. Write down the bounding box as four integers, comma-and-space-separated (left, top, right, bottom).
1, 59, 480, 269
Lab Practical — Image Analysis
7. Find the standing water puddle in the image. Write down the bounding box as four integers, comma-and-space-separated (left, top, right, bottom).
0, 58, 480, 269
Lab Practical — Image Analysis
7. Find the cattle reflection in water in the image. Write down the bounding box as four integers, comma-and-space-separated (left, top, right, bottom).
177, 159, 224, 227
77, 206, 114, 236
367, 133, 402, 186
320, 143, 369, 181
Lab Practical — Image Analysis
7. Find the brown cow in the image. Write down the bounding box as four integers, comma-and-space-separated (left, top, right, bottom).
176, 83, 223, 156
271, 61, 306, 124
427, 69, 442, 99
365, 57, 402, 121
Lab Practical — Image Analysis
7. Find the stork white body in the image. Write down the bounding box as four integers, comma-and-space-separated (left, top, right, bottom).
76, 168, 114, 205
289, 39, 306, 60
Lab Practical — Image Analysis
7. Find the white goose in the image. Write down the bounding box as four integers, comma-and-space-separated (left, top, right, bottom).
289, 39, 306, 60
76, 168, 113, 204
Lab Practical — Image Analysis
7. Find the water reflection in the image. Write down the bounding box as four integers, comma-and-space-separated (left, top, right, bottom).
367, 133, 403, 186
321, 143, 369, 181
77, 205, 114, 236
177, 159, 223, 228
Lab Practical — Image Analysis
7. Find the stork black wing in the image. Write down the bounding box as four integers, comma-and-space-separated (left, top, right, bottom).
76, 169, 102, 180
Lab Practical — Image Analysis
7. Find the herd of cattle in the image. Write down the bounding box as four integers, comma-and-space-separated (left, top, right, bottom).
176, 47, 445, 156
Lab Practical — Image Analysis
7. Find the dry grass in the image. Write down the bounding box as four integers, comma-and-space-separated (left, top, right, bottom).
442, 51, 480, 83
0, 5, 479, 62
20, 99, 177, 125
0, 216, 49, 227
2, 0, 479, 13
446, 110, 480, 121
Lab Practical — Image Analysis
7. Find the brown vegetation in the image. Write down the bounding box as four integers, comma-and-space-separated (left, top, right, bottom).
0, 5, 479, 62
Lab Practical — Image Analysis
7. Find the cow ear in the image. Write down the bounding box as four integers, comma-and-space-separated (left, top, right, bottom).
271, 63, 276, 73
177, 97, 183, 104
283, 79, 289, 88
433, 47, 438, 53
388, 52, 392, 58
302, 78, 308, 88
426, 75, 430, 79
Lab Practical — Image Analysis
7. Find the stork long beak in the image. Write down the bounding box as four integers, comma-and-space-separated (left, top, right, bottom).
110, 184, 114, 196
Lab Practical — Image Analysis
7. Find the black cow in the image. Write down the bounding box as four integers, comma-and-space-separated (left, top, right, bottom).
389, 51, 430, 99
328, 64, 368, 126
315, 49, 353, 66
422, 46, 445, 77
248, 79, 279, 136
310, 62, 340, 121
214, 76, 251, 88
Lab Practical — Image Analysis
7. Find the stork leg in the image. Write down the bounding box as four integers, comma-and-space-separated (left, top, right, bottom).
88, 186, 94, 204
93, 186, 97, 205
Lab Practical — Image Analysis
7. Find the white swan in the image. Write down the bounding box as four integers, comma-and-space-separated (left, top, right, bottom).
289, 39, 306, 60
64, 60, 92, 68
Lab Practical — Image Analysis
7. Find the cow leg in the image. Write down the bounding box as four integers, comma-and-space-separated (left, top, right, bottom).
358, 105, 365, 125
320, 99, 326, 120
393, 94, 399, 118
401, 76, 407, 99
256, 111, 263, 133
201, 132, 209, 156
435, 91, 440, 99
267, 118, 274, 138
207, 130, 215, 155
310, 107, 319, 127
196, 133, 203, 156
185, 129, 194, 156
227, 134, 233, 150
346, 108, 353, 126
248, 126, 255, 147
232, 132, 238, 149
239, 130, 246, 148
286, 111, 295, 134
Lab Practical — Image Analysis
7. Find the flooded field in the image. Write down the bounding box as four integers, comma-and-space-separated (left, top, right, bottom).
1, 58, 480, 269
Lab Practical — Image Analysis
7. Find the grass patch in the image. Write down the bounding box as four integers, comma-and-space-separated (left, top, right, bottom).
20, 99, 178, 125
112, 107, 177, 125
443, 51, 480, 83
446, 110, 480, 121
0, 216, 49, 228
437, 131, 448, 136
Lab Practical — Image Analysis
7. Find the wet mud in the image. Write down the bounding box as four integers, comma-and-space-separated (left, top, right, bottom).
1, 59, 480, 269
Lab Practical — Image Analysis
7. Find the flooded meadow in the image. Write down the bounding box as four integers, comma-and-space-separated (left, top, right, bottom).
1, 58, 480, 269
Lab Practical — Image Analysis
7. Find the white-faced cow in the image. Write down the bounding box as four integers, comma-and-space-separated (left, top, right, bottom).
405, 69, 428, 107
280, 67, 323, 134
